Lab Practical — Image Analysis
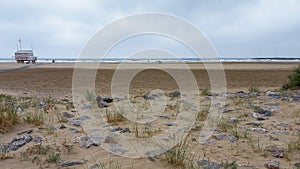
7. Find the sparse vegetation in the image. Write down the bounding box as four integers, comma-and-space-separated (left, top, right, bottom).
23, 109, 44, 126
106, 109, 125, 124
0, 94, 19, 133
248, 85, 260, 93
164, 138, 188, 166
282, 65, 300, 90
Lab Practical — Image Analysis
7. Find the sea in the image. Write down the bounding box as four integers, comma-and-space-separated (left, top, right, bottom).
1, 57, 300, 63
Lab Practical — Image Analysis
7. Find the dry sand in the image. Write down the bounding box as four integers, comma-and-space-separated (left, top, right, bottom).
0, 62, 300, 169
0, 62, 298, 98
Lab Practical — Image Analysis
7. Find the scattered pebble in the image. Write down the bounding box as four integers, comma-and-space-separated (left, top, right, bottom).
265, 161, 279, 169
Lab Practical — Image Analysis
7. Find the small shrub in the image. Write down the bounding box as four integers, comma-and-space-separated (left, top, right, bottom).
164, 138, 188, 166
0, 94, 19, 133
283, 65, 300, 90
200, 88, 209, 96
105, 109, 125, 124
23, 110, 44, 126
248, 86, 260, 93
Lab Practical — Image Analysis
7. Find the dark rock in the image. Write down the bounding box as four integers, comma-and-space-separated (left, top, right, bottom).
120, 128, 130, 133
164, 122, 176, 126
266, 146, 284, 158
110, 127, 122, 132
257, 108, 272, 116
227, 134, 237, 142
212, 134, 225, 140
250, 112, 265, 120
60, 124, 67, 129
198, 160, 221, 169
265, 161, 279, 169
96, 96, 110, 108
63, 112, 74, 118
292, 95, 300, 102
80, 134, 103, 148
98, 101, 109, 108
38, 102, 47, 109
60, 160, 87, 167
69, 119, 81, 127
143, 91, 161, 100
223, 109, 233, 113
33, 136, 42, 144
17, 129, 33, 135
6, 134, 32, 151
103, 97, 113, 103
70, 128, 80, 133
169, 90, 181, 98
295, 162, 300, 167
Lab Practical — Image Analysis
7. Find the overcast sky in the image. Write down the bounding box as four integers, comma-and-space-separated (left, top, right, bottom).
0, 0, 300, 59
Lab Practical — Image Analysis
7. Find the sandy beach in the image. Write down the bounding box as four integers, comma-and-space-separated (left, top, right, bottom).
0, 62, 300, 169
0, 62, 298, 98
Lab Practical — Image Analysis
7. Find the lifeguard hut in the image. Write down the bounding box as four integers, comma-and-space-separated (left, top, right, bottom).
14, 39, 37, 64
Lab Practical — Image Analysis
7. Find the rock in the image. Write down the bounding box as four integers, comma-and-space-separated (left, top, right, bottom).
295, 162, 300, 167
169, 90, 181, 98
271, 130, 290, 135
198, 160, 221, 169
80, 134, 103, 148
120, 128, 130, 133
266, 146, 284, 158
60, 124, 67, 129
143, 91, 161, 100
38, 101, 47, 109
223, 109, 233, 113
228, 118, 239, 124
69, 119, 81, 127
292, 95, 300, 102
6, 134, 32, 151
16, 106, 23, 112
250, 112, 266, 120
212, 134, 225, 140
96, 96, 110, 108
17, 129, 33, 135
62, 112, 74, 118
154, 114, 170, 119
33, 136, 42, 144
265, 161, 279, 169
257, 108, 272, 116
164, 122, 176, 126
266, 91, 281, 99
103, 97, 113, 103
227, 134, 237, 142
98, 101, 109, 108
70, 128, 80, 133
250, 128, 268, 133
109, 144, 127, 154
60, 159, 87, 167
245, 122, 261, 126
110, 127, 122, 132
